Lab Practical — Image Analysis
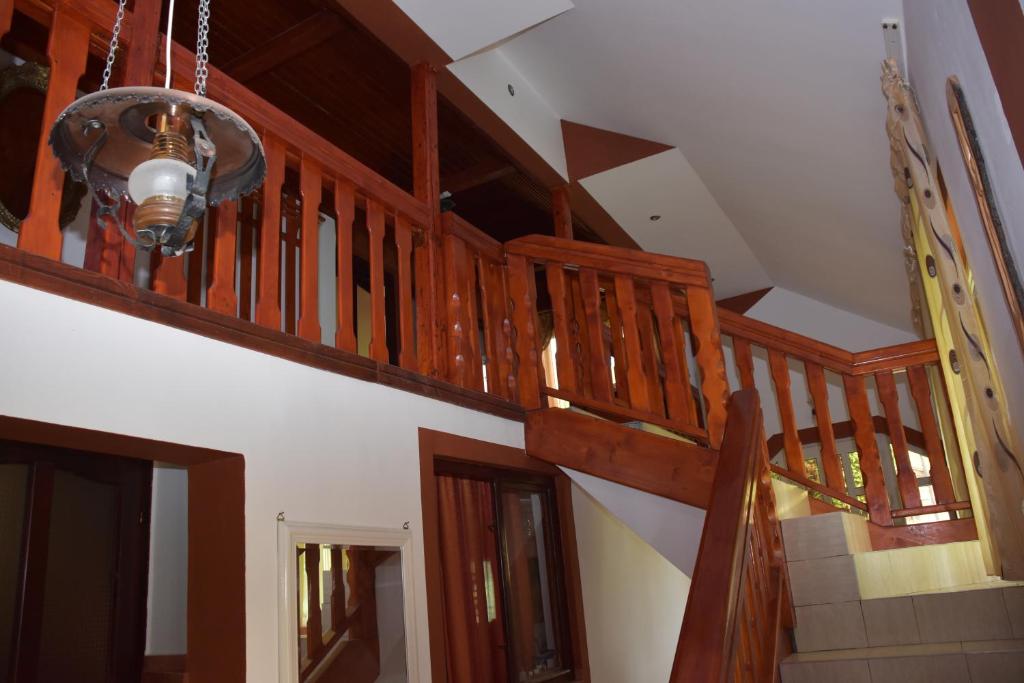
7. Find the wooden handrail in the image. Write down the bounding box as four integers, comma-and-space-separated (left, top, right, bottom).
671, 389, 792, 682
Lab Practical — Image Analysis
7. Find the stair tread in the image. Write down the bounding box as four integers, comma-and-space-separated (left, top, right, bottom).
785, 639, 1024, 664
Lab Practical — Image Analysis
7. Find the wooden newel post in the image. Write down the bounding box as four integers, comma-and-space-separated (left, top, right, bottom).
552, 185, 573, 240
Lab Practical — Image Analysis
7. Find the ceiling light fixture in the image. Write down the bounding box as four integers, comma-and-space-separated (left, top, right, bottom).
48, 0, 265, 256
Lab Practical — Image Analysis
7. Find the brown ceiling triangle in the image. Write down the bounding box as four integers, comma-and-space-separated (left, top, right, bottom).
562, 120, 674, 181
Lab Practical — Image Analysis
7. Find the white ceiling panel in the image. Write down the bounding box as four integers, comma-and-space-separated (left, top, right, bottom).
393, 0, 573, 61
580, 149, 771, 298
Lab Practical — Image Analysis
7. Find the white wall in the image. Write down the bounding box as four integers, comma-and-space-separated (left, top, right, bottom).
0, 279, 525, 682
571, 483, 688, 683
146, 465, 188, 655
903, 0, 1024, 436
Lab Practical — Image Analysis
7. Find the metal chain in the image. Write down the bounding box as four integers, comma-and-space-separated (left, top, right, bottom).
195, 0, 211, 96
100, 0, 129, 90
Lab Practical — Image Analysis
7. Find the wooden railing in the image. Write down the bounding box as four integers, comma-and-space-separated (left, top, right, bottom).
718, 309, 966, 527
671, 389, 792, 682
504, 235, 730, 447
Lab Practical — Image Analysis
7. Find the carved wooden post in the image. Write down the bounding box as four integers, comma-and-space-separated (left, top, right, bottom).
552, 185, 573, 240
207, 201, 238, 315
256, 133, 285, 330
18, 6, 90, 259
412, 63, 445, 377
296, 157, 321, 343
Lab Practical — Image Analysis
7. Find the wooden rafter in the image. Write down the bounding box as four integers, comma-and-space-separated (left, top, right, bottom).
221, 10, 344, 82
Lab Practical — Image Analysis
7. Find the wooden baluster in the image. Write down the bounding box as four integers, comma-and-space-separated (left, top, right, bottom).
333, 180, 356, 351
876, 370, 923, 509
605, 284, 631, 405
843, 374, 893, 525
508, 254, 542, 409
479, 259, 513, 399
366, 199, 388, 363
805, 362, 845, 492
568, 273, 592, 394
304, 544, 323, 661
578, 268, 614, 403
768, 350, 804, 476
125, 0, 162, 85
638, 303, 666, 416
907, 365, 956, 503
255, 134, 284, 329
207, 201, 238, 315
612, 275, 651, 412
330, 545, 345, 632
151, 251, 187, 300
687, 287, 730, 448
463, 251, 484, 391
296, 158, 322, 343
186, 219, 205, 305
546, 264, 579, 394
651, 283, 695, 427
395, 216, 417, 370
18, 7, 89, 259
733, 337, 756, 390
443, 234, 469, 385
84, 202, 136, 281
283, 195, 299, 335
414, 233, 443, 377
476, 258, 500, 398
237, 195, 256, 320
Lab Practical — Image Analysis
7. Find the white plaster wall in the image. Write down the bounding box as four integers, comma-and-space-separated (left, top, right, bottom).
562, 468, 704, 576
146, 465, 189, 655
571, 482, 688, 683
0, 279, 525, 682
448, 48, 569, 180
903, 0, 1024, 437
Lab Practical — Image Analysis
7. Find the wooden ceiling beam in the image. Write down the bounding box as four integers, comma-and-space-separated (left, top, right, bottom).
441, 158, 515, 195
221, 10, 344, 82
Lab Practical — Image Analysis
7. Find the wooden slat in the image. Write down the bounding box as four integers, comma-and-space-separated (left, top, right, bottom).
366, 199, 388, 363
296, 158, 322, 343
330, 546, 345, 633
804, 362, 845, 491
414, 233, 441, 376
84, 202, 135, 282
651, 283, 694, 425
605, 285, 630, 404
733, 337, 756, 390
18, 6, 90, 259
475, 257, 503, 398
395, 216, 416, 370
568, 273, 591, 395
222, 11, 342, 82
769, 464, 868, 512
906, 365, 956, 503
637, 302, 666, 417
891, 501, 972, 518
546, 265, 578, 394
687, 287, 730, 449
843, 374, 893, 525
1, 0, 13, 37
612, 275, 651, 413
186, 219, 205, 305
768, 350, 804, 476
333, 180, 356, 351
443, 234, 468, 386
543, 386, 708, 444
255, 134, 284, 330
578, 268, 613, 403
124, 0, 161, 85
507, 254, 542, 409
237, 195, 256, 320
462, 249, 483, 391
876, 370, 924, 509
151, 252, 187, 301
283, 195, 299, 335
206, 201, 238, 315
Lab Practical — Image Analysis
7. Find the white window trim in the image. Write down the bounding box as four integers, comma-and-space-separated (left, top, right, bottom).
276, 521, 420, 683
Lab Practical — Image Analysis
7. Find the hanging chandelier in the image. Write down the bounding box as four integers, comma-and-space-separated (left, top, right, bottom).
48, 0, 265, 256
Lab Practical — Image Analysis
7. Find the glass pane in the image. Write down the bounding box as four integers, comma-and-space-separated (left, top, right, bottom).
500, 488, 565, 681
295, 542, 406, 682
0, 464, 29, 676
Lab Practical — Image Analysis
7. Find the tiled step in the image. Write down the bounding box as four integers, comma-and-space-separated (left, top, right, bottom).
780, 640, 1024, 683
793, 586, 1024, 652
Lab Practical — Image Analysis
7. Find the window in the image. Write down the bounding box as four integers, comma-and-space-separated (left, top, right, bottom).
278, 523, 419, 683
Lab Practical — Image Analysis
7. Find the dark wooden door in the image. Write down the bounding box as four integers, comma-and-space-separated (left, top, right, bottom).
1, 441, 152, 683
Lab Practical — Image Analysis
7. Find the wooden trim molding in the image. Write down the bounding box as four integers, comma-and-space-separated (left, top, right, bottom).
418, 428, 590, 683
0, 244, 524, 423
0, 416, 245, 683
967, 0, 1024, 169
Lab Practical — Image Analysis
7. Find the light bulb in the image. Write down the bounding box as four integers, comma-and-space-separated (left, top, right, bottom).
128, 158, 195, 203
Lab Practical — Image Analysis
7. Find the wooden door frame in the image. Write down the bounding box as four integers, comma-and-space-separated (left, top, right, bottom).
418, 428, 590, 683
0, 416, 246, 683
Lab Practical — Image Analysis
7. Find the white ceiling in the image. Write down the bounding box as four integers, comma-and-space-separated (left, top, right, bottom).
430, 0, 910, 330
580, 149, 771, 298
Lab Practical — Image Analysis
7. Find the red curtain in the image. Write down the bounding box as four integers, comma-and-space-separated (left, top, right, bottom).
437, 475, 509, 683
